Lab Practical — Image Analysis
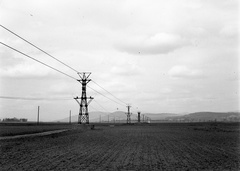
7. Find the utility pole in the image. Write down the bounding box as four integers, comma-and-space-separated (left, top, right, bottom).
37, 106, 40, 125
69, 110, 71, 124
126, 105, 132, 124
74, 72, 93, 124
137, 111, 141, 123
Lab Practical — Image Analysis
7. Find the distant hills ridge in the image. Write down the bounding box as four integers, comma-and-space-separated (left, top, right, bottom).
55, 111, 240, 122
165, 112, 240, 122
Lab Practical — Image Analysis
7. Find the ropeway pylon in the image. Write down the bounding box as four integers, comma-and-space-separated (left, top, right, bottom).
74, 72, 93, 124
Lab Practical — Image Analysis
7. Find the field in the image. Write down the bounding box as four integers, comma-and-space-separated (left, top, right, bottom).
0, 122, 75, 137
0, 122, 239, 170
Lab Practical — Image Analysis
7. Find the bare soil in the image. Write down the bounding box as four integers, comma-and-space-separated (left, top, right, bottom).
0, 122, 239, 170
0, 122, 74, 136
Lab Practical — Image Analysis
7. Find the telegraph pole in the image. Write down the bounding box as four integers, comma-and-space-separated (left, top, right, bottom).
126, 105, 132, 124
137, 111, 141, 123
74, 72, 93, 124
37, 106, 40, 125
69, 110, 71, 124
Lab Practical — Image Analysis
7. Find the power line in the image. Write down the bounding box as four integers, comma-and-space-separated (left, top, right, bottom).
1, 41, 128, 108
0, 24, 79, 73
91, 80, 127, 105
0, 42, 77, 80
87, 103, 99, 112
93, 99, 111, 114
87, 85, 126, 107
88, 103, 110, 118
1, 24, 130, 109
0, 96, 72, 101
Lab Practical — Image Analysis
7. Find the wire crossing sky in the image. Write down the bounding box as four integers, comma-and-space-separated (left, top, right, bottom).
0, 0, 239, 121
0, 41, 129, 110
0, 24, 129, 111
0, 42, 78, 80
0, 24, 128, 107
0, 24, 79, 73
0, 96, 72, 101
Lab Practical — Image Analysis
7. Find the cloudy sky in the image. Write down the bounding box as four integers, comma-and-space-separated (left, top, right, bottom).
0, 0, 239, 121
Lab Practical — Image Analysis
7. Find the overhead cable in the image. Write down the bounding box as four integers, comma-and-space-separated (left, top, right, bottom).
93, 99, 111, 114
87, 85, 126, 107
0, 24, 129, 108
0, 42, 77, 80
0, 96, 72, 101
91, 80, 127, 105
0, 24, 79, 73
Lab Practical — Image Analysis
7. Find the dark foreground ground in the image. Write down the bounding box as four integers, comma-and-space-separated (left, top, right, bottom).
0, 122, 239, 170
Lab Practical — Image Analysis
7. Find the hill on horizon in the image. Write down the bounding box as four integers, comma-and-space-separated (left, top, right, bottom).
142, 113, 180, 120
55, 111, 126, 123
54, 111, 240, 123
54, 111, 182, 123
166, 112, 240, 122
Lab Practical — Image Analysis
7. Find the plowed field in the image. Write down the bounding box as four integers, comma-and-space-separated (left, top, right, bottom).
0, 122, 239, 170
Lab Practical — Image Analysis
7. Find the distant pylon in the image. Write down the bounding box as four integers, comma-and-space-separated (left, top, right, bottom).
126, 105, 132, 124
74, 72, 93, 124
137, 111, 141, 123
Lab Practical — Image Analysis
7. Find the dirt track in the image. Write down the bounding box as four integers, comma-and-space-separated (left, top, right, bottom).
0, 123, 239, 170
0, 129, 69, 140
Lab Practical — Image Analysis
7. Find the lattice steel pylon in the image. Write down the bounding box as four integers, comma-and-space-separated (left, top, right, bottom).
126, 105, 132, 124
74, 72, 93, 124
137, 111, 141, 123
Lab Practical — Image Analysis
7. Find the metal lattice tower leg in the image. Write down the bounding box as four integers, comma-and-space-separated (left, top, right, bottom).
74, 72, 93, 124
126, 105, 132, 124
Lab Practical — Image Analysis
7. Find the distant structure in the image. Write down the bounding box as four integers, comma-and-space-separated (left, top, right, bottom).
74, 72, 93, 124
20, 118, 28, 122
2, 117, 27, 122
137, 111, 141, 123
126, 105, 132, 124
145, 116, 151, 123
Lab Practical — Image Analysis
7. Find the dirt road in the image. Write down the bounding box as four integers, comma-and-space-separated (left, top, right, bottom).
0, 129, 69, 140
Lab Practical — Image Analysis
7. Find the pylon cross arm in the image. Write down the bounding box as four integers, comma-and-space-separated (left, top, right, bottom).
77, 72, 91, 80
74, 98, 81, 105
87, 97, 94, 105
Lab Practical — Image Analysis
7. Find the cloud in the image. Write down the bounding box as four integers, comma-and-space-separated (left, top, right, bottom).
0, 0, 238, 119
0, 63, 51, 78
168, 65, 204, 79
0, 50, 52, 78
0, 49, 24, 68
219, 24, 238, 38
116, 32, 188, 55
110, 63, 143, 77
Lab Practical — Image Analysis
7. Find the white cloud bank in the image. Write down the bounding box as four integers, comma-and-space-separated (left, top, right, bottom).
116, 32, 188, 55
168, 65, 204, 79
0, 0, 238, 121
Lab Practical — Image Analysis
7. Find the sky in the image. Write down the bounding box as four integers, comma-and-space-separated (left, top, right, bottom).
0, 0, 239, 121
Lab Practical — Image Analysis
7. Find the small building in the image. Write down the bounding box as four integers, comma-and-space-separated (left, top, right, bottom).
20, 118, 28, 122
3, 117, 28, 122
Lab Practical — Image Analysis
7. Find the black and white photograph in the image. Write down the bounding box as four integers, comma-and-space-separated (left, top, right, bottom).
0, 0, 239, 170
